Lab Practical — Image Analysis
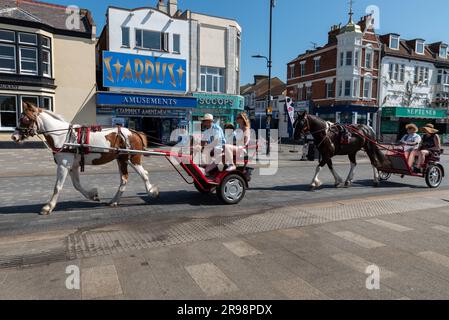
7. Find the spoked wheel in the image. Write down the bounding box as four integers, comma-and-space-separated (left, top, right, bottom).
425, 165, 443, 188
378, 171, 391, 181
217, 174, 246, 205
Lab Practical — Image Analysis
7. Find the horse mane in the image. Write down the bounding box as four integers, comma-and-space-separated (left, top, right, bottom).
42, 109, 67, 123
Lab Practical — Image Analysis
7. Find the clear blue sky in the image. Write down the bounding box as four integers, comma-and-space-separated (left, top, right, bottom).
45, 0, 449, 86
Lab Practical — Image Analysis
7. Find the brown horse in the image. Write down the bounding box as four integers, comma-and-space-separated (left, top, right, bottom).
293, 111, 387, 189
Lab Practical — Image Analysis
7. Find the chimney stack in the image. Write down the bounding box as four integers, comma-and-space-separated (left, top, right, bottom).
157, 0, 167, 13
168, 0, 178, 17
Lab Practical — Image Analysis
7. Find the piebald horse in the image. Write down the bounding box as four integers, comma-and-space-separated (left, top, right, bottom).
293, 111, 387, 189
11, 102, 159, 215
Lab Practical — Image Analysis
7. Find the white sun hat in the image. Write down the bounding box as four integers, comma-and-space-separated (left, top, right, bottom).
201, 113, 214, 121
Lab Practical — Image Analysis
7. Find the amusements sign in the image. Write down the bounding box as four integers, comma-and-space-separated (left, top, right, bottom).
102, 51, 187, 92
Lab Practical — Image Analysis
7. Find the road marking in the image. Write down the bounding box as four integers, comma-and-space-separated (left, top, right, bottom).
273, 277, 328, 300
332, 231, 386, 249
418, 251, 449, 268
185, 263, 239, 297
222, 241, 261, 258
81, 264, 123, 300
331, 253, 395, 278
366, 219, 413, 232
277, 228, 308, 239
432, 225, 449, 234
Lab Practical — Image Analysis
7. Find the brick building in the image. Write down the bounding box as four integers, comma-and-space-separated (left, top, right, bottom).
286, 8, 381, 130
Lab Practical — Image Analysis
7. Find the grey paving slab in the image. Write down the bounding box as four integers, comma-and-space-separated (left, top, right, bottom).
185, 263, 239, 297
81, 264, 123, 300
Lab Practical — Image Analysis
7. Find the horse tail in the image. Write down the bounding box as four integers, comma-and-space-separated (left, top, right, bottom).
363, 126, 387, 168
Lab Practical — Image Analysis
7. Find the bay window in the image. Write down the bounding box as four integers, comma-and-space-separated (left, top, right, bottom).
0, 95, 17, 130
363, 79, 372, 98
19, 47, 38, 75
344, 80, 351, 96
365, 51, 373, 69
0, 44, 16, 73
346, 51, 353, 66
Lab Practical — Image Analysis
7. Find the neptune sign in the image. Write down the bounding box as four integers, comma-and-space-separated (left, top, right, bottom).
102, 51, 187, 92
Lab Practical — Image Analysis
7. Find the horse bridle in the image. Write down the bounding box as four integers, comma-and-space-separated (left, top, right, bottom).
16, 112, 71, 139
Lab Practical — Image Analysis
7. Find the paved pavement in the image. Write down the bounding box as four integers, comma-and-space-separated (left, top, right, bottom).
0, 146, 449, 299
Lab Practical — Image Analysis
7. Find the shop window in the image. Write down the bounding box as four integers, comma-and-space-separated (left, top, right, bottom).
0, 95, 17, 129
0, 44, 16, 73
19, 47, 38, 75
200, 66, 225, 93
135, 29, 168, 51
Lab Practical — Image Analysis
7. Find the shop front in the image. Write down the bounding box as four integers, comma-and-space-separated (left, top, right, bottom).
381, 107, 449, 142
192, 93, 244, 127
96, 92, 196, 144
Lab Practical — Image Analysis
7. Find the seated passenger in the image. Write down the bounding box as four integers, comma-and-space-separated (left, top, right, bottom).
399, 124, 421, 168
224, 112, 251, 172
199, 113, 226, 174
415, 124, 441, 173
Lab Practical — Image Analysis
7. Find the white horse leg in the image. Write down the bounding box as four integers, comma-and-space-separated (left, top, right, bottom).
310, 165, 323, 188
345, 162, 357, 186
109, 159, 129, 207
128, 162, 159, 198
330, 167, 344, 187
69, 163, 99, 202
41, 163, 69, 215
373, 166, 380, 187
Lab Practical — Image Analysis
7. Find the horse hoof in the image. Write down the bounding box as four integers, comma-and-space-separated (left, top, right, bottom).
149, 186, 160, 198
40, 205, 51, 215
109, 202, 119, 208
92, 196, 100, 202
344, 181, 352, 187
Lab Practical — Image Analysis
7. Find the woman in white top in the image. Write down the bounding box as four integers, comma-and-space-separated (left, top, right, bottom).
224, 112, 251, 172
399, 123, 421, 168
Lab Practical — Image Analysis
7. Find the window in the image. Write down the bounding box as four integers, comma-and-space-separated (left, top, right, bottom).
344, 80, 351, 96
390, 35, 400, 50
388, 63, 394, 80
297, 86, 303, 100
365, 51, 373, 69
326, 83, 334, 98
0, 95, 17, 129
314, 58, 320, 73
338, 80, 343, 97
306, 86, 312, 100
340, 52, 344, 67
354, 50, 359, 67
42, 36, 50, 49
440, 46, 448, 59
19, 47, 37, 75
346, 51, 353, 66
0, 44, 16, 72
363, 79, 372, 98
415, 40, 425, 54
0, 30, 15, 42
300, 62, 306, 76
135, 29, 168, 51
353, 79, 359, 97
200, 67, 225, 93
121, 27, 130, 47
289, 64, 295, 79
438, 70, 443, 84
173, 34, 180, 54
414, 66, 430, 84
42, 97, 53, 111
18, 33, 37, 45
42, 50, 51, 77
399, 64, 405, 82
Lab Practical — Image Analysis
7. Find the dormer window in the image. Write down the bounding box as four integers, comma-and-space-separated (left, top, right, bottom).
389, 35, 400, 50
415, 40, 425, 55
440, 45, 448, 59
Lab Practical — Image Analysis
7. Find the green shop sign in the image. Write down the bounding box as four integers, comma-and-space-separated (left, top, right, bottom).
193, 93, 244, 111
382, 107, 448, 119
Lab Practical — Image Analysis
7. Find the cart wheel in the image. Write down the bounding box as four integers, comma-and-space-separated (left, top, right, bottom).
217, 174, 246, 205
425, 165, 443, 188
378, 171, 391, 181
194, 182, 212, 194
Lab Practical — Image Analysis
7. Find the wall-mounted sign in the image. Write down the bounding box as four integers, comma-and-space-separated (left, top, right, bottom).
102, 51, 187, 92
96, 92, 196, 108
382, 107, 447, 119
115, 107, 187, 118
193, 93, 244, 111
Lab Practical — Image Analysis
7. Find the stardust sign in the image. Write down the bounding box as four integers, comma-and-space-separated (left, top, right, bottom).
102, 51, 187, 92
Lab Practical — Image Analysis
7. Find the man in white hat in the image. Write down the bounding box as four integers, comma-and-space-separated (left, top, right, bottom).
200, 113, 226, 173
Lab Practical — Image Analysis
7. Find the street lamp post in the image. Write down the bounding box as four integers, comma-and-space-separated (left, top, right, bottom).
252, 0, 275, 155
